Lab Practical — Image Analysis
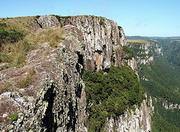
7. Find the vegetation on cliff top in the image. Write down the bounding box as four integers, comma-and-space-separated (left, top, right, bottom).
127, 39, 149, 44
83, 66, 144, 132
0, 17, 65, 68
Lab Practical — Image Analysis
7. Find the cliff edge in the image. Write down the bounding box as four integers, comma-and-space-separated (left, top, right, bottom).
0, 15, 153, 132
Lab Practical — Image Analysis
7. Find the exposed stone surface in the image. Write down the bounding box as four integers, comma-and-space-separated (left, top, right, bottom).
37, 15, 60, 29
0, 25, 87, 131
127, 57, 138, 72
154, 98, 180, 110
118, 26, 127, 47
105, 96, 154, 132
59, 16, 125, 71
0, 15, 153, 132
133, 42, 153, 66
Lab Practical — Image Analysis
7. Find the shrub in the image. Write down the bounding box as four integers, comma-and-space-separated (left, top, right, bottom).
99, 20, 104, 26
123, 46, 134, 60
83, 66, 144, 131
9, 114, 18, 124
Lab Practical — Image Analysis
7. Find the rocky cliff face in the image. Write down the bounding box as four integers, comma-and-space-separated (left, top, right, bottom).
58, 16, 125, 71
127, 42, 154, 67
105, 96, 153, 132
154, 98, 180, 110
0, 25, 88, 131
0, 15, 153, 132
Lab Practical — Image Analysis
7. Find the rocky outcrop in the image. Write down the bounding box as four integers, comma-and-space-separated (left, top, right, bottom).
154, 98, 180, 110
127, 40, 163, 68
129, 42, 154, 66
105, 96, 154, 132
127, 57, 138, 72
0, 25, 87, 132
37, 15, 60, 28
154, 43, 163, 55
58, 16, 125, 71
0, 15, 153, 132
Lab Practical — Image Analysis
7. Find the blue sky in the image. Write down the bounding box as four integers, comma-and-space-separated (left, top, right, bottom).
1, 0, 180, 36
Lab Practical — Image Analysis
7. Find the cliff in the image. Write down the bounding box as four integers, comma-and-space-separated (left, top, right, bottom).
58, 15, 126, 71
0, 15, 153, 132
105, 96, 153, 132
126, 40, 154, 67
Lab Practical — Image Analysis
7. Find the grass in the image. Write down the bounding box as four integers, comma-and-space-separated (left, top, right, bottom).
0, 17, 65, 67
0, 40, 35, 67
127, 39, 149, 44
0, 82, 12, 94
25, 27, 65, 47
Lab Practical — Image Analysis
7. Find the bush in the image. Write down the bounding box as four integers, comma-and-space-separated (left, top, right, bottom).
83, 66, 144, 131
123, 46, 134, 59
9, 114, 18, 124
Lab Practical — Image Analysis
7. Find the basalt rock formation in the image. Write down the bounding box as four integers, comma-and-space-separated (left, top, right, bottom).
0, 15, 153, 132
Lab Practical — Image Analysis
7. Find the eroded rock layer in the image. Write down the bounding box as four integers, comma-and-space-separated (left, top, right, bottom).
0, 15, 153, 132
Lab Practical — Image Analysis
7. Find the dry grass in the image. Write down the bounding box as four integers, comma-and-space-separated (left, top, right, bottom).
0, 17, 65, 67
0, 40, 35, 67
0, 16, 35, 34
0, 82, 12, 94
127, 39, 149, 44
25, 27, 65, 47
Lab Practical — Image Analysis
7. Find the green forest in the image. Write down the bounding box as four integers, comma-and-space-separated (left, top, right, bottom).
127, 37, 180, 132
83, 66, 144, 132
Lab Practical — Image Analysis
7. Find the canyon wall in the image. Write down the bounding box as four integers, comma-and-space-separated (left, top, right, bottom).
0, 15, 153, 132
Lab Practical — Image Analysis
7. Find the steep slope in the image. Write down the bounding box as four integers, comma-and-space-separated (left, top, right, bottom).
0, 15, 152, 132
127, 37, 180, 132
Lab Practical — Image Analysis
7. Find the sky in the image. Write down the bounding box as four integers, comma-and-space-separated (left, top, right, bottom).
1, 0, 180, 37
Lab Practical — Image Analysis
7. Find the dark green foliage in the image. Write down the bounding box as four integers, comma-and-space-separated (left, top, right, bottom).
130, 38, 180, 131
152, 102, 180, 132
152, 112, 180, 132
118, 26, 122, 38
35, 15, 40, 19
154, 102, 180, 128
158, 39, 180, 67
140, 52, 180, 104
9, 114, 18, 124
83, 66, 144, 132
99, 20, 104, 26
0, 23, 24, 46
99, 18, 105, 26
126, 37, 180, 131
123, 46, 134, 59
